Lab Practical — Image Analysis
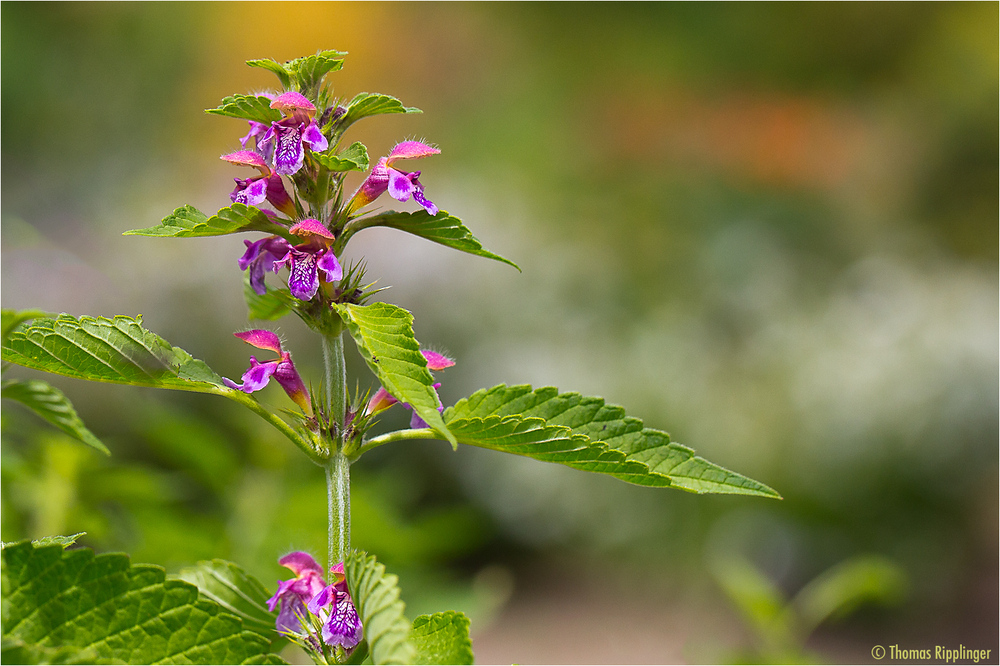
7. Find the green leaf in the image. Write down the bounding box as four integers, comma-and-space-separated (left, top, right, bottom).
2, 379, 109, 454
2, 309, 49, 344
792, 555, 907, 635
175, 559, 278, 638
411, 612, 474, 665
312, 141, 370, 172
244, 273, 293, 321
444, 384, 781, 497
711, 556, 792, 645
1, 637, 101, 665
343, 551, 414, 666
2, 534, 86, 550
245, 58, 292, 88
348, 211, 520, 270
2, 314, 225, 393
2, 542, 286, 664
335, 303, 456, 447
289, 51, 346, 92
340, 93, 421, 130
206, 94, 282, 124
124, 203, 290, 239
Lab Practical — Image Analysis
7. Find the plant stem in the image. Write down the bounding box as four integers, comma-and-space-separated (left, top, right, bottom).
355, 427, 436, 458
326, 452, 350, 569
321, 327, 350, 571
322, 329, 347, 430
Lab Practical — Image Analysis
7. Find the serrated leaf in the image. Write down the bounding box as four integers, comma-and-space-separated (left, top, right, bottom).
244, 273, 293, 321
2, 534, 86, 551
2, 379, 109, 454
2, 314, 225, 393
350, 210, 519, 270
206, 94, 283, 124
340, 93, 420, 129
175, 559, 278, 638
1, 542, 286, 664
290, 51, 345, 92
335, 303, 455, 446
124, 203, 289, 239
445, 384, 781, 497
312, 141, 370, 172
411, 611, 473, 665
2, 309, 50, 344
245, 59, 292, 88
343, 551, 414, 666
245, 60, 292, 88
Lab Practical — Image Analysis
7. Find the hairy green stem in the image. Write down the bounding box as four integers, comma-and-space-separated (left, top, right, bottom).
321, 327, 350, 571
326, 452, 351, 570
322, 330, 347, 429
355, 427, 436, 458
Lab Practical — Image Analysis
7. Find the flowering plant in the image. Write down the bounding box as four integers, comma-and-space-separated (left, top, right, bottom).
0, 50, 779, 664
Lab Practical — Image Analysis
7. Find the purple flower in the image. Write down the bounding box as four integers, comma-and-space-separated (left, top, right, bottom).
307, 562, 363, 652
221, 150, 296, 217
239, 235, 292, 296
240, 121, 268, 149
266, 551, 328, 636
272, 219, 343, 301
258, 92, 329, 176
223, 329, 312, 415
366, 350, 455, 428
346, 140, 441, 216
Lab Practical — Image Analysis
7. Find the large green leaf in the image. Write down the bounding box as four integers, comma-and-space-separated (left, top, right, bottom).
124, 204, 290, 239
206, 94, 282, 124
344, 210, 519, 270
1, 542, 285, 664
343, 551, 414, 666
445, 384, 781, 497
2, 314, 224, 393
312, 142, 370, 172
335, 303, 455, 447
2, 379, 109, 454
411, 612, 473, 665
175, 560, 278, 638
339, 93, 420, 130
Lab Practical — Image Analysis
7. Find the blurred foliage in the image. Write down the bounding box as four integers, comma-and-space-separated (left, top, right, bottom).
2, 2, 997, 660
711, 553, 907, 662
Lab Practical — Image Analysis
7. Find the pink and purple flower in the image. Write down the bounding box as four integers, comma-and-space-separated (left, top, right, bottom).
238, 219, 343, 301
221, 150, 296, 217
273, 219, 343, 301
258, 92, 329, 176
223, 329, 312, 415
347, 140, 440, 216
306, 562, 364, 651
266, 551, 328, 635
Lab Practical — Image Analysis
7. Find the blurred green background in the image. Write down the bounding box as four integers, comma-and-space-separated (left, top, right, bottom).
2, 3, 997, 663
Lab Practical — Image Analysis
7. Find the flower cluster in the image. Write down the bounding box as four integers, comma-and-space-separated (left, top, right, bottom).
266, 552, 363, 654
221, 87, 443, 303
